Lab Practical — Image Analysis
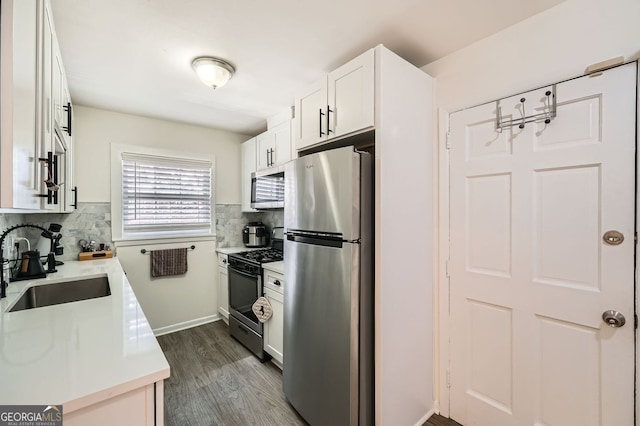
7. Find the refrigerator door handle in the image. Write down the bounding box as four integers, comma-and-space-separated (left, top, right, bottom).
286, 231, 345, 248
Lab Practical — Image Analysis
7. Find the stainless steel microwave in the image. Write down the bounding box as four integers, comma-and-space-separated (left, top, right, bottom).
251, 167, 284, 209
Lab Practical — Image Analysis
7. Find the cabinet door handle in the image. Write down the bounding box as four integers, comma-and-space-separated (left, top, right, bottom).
63, 102, 72, 136
273, 279, 281, 286
37, 152, 55, 204
319, 108, 325, 137
327, 106, 333, 134
270, 148, 275, 166
71, 186, 78, 209
52, 154, 59, 205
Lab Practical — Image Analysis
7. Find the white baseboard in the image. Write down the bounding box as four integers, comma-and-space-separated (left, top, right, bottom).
414, 408, 436, 426
153, 314, 220, 336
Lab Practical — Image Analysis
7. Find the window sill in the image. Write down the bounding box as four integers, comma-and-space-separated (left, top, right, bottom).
114, 234, 217, 247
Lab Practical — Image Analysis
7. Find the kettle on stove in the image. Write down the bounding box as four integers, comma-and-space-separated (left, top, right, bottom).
242, 222, 268, 248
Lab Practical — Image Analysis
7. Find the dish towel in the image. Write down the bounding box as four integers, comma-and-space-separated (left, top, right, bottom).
252, 297, 273, 322
150, 248, 188, 278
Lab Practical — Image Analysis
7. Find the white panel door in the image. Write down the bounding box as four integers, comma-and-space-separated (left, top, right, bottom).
449, 63, 636, 426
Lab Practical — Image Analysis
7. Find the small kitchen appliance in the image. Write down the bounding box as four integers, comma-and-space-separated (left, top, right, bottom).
242, 222, 268, 248
250, 168, 285, 209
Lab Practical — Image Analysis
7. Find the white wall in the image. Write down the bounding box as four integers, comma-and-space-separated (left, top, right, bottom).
73, 105, 251, 204
422, 0, 640, 417
423, 0, 640, 112
73, 106, 251, 334
116, 239, 218, 334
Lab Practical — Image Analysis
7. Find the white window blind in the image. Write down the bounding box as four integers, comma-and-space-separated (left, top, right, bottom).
122, 153, 212, 233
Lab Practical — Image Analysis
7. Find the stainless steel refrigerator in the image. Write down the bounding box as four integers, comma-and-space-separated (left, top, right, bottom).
283, 146, 373, 426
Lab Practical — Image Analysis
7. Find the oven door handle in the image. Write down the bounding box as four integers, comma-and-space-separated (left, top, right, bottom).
229, 266, 260, 280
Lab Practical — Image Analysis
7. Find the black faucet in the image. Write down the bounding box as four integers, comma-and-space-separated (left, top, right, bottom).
0, 224, 54, 299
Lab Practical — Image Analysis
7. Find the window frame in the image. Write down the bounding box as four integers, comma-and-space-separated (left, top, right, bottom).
110, 143, 216, 242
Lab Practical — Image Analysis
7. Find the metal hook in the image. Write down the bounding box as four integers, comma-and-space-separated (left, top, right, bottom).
544, 91, 552, 124
518, 98, 526, 129
495, 104, 503, 133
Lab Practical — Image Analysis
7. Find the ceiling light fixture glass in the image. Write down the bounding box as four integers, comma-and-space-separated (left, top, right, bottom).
191, 57, 235, 89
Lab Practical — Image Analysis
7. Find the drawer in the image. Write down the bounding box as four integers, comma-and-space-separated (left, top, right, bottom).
263, 270, 284, 294
218, 253, 228, 269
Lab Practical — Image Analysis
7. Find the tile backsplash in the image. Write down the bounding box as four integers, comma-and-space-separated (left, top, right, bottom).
0, 203, 283, 262
23, 202, 113, 261
215, 204, 284, 248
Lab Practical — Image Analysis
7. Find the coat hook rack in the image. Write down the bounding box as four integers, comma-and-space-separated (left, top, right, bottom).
496, 85, 557, 132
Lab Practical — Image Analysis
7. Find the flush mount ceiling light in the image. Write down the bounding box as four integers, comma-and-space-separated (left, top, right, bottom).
191, 57, 235, 89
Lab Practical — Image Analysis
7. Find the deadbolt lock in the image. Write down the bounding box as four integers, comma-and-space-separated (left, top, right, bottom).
603, 230, 624, 246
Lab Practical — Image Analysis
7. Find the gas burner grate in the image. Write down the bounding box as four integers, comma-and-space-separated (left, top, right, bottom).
232, 249, 283, 264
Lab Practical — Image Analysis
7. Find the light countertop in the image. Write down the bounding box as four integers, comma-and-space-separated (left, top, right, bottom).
262, 261, 284, 275
216, 246, 249, 255
0, 258, 170, 413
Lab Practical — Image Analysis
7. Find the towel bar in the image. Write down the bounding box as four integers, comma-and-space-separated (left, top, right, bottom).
140, 245, 196, 254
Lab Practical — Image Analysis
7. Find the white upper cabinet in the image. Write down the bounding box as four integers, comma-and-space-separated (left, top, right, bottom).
62, 85, 76, 213
241, 137, 258, 212
328, 49, 374, 139
0, 0, 41, 209
256, 120, 292, 170
0, 0, 75, 211
293, 78, 328, 149
52, 41, 65, 137
294, 48, 374, 151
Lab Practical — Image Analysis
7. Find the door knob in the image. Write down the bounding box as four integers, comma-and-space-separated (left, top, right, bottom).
602, 310, 626, 328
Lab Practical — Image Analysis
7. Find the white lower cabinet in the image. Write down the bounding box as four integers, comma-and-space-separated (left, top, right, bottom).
263, 269, 284, 367
65, 381, 163, 426
218, 254, 229, 322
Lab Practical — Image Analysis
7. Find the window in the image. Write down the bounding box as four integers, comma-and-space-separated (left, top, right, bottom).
120, 152, 212, 236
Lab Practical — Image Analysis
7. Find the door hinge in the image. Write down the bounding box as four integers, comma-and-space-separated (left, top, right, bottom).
445, 259, 450, 278
634, 314, 638, 330
446, 369, 451, 388
445, 131, 451, 150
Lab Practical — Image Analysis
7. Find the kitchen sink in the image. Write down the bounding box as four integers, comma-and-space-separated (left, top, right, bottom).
9, 276, 111, 312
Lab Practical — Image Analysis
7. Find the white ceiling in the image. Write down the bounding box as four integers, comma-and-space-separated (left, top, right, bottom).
51, 0, 565, 136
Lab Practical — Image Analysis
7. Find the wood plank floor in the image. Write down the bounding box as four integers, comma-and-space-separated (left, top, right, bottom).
157, 321, 463, 426
157, 321, 307, 426
424, 414, 463, 426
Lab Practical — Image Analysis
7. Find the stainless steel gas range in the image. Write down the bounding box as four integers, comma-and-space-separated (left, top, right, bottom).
227, 242, 283, 362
